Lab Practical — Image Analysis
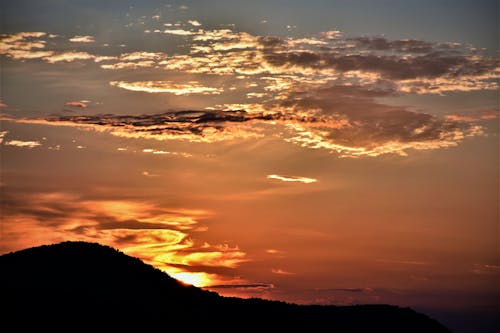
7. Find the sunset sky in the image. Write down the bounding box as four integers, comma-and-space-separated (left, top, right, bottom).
0, 1, 498, 331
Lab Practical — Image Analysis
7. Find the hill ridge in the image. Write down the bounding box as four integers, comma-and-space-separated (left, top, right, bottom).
0, 241, 452, 332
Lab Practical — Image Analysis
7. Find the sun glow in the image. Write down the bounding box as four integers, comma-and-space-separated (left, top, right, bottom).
169, 271, 212, 287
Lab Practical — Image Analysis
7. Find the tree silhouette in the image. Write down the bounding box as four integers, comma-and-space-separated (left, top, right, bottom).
0, 241, 452, 332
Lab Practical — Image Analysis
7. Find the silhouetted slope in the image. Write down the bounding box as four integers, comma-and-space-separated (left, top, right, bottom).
0, 242, 452, 332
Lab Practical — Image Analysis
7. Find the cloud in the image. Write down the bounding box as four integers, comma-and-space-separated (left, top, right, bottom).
142, 148, 192, 157
43, 51, 95, 63
278, 85, 483, 157
2, 29, 497, 97
0, 131, 8, 144
69, 35, 95, 43
1, 31, 52, 60
6, 50, 54, 59
5, 110, 268, 143
267, 174, 317, 184
0, 189, 248, 287
444, 109, 499, 122
4, 139, 41, 148
110, 80, 224, 95
1, 27, 492, 157
64, 101, 88, 108
188, 20, 201, 27
101, 61, 156, 70
163, 29, 194, 36
3, 97, 484, 156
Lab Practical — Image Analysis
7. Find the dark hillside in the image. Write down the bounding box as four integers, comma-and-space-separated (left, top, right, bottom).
0, 242, 452, 332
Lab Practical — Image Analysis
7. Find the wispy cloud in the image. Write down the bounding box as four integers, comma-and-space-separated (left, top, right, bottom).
69, 35, 95, 43
64, 101, 88, 108
4, 139, 41, 148
188, 20, 202, 27
43, 51, 95, 63
110, 80, 224, 95
142, 148, 192, 157
162, 29, 195, 36
0, 190, 248, 287
267, 174, 317, 184
0, 131, 8, 144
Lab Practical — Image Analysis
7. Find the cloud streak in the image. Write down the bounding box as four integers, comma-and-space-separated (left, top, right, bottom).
4, 139, 42, 148
69, 35, 95, 43
110, 80, 224, 95
267, 174, 317, 184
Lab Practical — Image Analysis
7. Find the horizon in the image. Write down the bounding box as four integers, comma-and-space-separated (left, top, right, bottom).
0, 1, 498, 332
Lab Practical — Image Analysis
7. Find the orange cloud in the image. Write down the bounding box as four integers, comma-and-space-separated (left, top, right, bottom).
267, 174, 317, 184
0, 191, 248, 287
109, 80, 223, 95
444, 110, 499, 122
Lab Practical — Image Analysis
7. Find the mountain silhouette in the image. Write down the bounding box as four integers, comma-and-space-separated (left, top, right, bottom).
0, 241, 451, 332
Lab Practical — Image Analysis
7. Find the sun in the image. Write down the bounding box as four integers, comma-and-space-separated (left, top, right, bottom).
169, 271, 212, 287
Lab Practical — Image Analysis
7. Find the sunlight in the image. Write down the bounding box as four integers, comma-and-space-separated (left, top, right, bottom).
169, 271, 212, 287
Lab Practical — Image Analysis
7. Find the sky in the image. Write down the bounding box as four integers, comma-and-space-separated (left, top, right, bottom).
0, 1, 498, 332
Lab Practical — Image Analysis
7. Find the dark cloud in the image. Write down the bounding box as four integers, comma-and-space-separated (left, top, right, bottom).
352, 37, 435, 53
9, 88, 476, 157
264, 49, 495, 80
256, 34, 497, 81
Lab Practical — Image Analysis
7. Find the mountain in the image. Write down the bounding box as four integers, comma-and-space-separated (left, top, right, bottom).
0, 241, 452, 332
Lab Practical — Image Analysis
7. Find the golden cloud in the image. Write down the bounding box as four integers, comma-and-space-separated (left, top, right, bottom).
0, 191, 248, 287
163, 29, 195, 36
109, 80, 224, 95
43, 51, 95, 63
69, 35, 95, 43
267, 174, 318, 184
